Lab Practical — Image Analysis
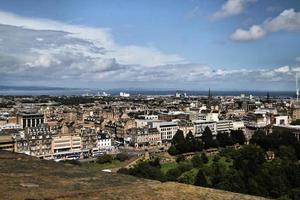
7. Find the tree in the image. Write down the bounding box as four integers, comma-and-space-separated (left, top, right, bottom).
97, 154, 113, 164
278, 145, 297, 161
171, 130, 189, 153
217, 132, 234, 147
177, 169, 198, 184
128, 161, 165, 182
194, 170, 208, 187
201, 153, 209, 164
168, 145, 179, 155
250, 130, 268, 149
234, 145, 265, 177
176, 154, 185, 163
166, 168, 183, 181
231, 130, 246, 145
186, 131, 203, 152
202, 126, 214, 149
191, 153, 203, 168
115, 153, 129, 162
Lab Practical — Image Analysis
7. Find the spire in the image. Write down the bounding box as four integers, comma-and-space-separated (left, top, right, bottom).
208, 88, 212, 109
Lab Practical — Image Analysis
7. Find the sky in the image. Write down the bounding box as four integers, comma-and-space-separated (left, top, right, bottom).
0, 0, 300, 91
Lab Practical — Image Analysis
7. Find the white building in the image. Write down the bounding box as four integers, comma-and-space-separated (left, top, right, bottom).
0, 123, 22, 131
96, 133, 112, 150
150, 121, 179, 141
274, 116, 289, 126
138, 115, 159, 120
193, 120, 217, 137
120, 92, 130, 97
232, 121, 245, 130
216, 120, 233, 133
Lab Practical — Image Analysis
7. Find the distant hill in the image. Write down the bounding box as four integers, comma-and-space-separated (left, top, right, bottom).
0, 85, 72, 91
0, 151, 268, 200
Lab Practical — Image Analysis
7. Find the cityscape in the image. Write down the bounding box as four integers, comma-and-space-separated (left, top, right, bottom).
1, 0, 300, 200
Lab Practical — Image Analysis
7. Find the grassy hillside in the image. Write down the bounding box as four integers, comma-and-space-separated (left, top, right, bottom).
0, 151, 268, 200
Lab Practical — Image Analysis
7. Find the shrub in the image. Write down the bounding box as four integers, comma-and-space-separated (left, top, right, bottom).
176, 155, 185, 163
115, 153, 129, 162
97, 154, 113, 164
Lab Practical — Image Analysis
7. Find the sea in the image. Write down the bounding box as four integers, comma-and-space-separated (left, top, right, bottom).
0, 88, 296, 97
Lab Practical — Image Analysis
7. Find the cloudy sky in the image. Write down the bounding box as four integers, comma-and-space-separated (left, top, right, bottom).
0, 0, 300, 90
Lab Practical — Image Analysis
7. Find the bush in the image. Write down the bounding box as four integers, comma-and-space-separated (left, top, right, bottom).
128, 161, 165, 182
201, 153, 209, 164
115, 153, 129, 162
168, 145, 179, 155
176, 155, 185, 163
166, 168, 183, 181
191, 154, 203, 168
117, 168, 129, 174
97, 154, 113, 164
177, 169, 198, 184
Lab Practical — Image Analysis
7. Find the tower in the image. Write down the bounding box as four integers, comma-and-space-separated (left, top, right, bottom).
207, 88, 212, 110
296, 73, 299, 102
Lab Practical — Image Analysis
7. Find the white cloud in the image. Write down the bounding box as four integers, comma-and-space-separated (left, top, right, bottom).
274, 65, 290, 73
231, 8, 300, 41
0, 10, 185, 67
26, 54, 61, 68
0, 10, 297, 90
212, 0, 256, 20
231, 25, 266, 41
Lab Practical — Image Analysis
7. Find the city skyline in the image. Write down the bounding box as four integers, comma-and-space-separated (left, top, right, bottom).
1, 0, 300, 90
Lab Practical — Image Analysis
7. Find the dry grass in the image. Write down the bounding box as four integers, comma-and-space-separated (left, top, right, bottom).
0, 151, 268, 200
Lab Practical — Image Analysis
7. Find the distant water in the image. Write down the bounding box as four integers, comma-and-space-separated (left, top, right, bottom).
0, 89, 295, 97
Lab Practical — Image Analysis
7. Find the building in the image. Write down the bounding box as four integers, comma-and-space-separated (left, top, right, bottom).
159, 112, 189, 121
216, 120, 233, 133
52, 134, 82, 160
17, 111, 44, 128
80, 127, 97, 151
130, 128, 161, 147
25, 124, 53, 158
193, 120, 217, 137
151, 121, 179, 141
0, 123, 22, 132
274, 116, 289, 126
137, 115, 159, 120
120, 92, 130, 97
96, 132, 112, 150
0, 134, 15, 151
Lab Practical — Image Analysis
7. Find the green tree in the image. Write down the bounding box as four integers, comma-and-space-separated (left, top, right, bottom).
250, 130, 268, 149
234, 145, 265, 177
201, 153, 209, 164
171, 130, 189, 153
278, 145, 297, 161
202, 126, 214, 149
194, 170, 208, 187
217, 132, 234, 147
168, 145, 179, 155
115, 153, 129, 162
129, 161, 165, 182
191, 153, 203, 168
166, 168, 183, 181
177, 169, 198, 184
186, 131, 203, 152
176, 154, 185, 163
96, 154, 113, 164
231, 130, 246, 145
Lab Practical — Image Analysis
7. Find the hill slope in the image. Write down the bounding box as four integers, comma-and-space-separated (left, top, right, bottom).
0, 151, 268, 200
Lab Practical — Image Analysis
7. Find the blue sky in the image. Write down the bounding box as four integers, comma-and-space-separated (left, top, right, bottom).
0, 0, 300, 90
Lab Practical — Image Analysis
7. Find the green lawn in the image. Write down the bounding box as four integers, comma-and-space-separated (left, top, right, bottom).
205, 155, 233, 170
80, 160, 122, 172
161, 162, 178, 174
